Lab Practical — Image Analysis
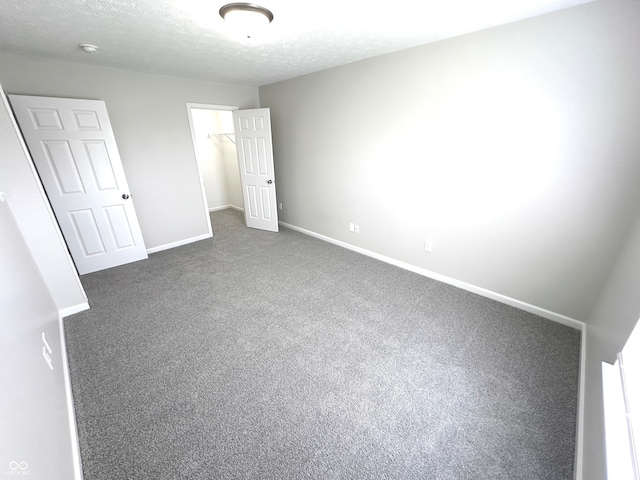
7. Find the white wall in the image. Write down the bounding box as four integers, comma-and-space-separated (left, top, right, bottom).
0, 53, 259, 251
0, 87, 86, 312
259, 0, 640, 322
582, 207, 640, 479
0, 188, 78, 479
191, 109, 243, 211
221, 130, 244, 208
192, 109, 229, 209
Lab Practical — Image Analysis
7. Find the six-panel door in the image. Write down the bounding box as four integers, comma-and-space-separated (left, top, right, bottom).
9, 95, 148, 274
233, 108, 279, 232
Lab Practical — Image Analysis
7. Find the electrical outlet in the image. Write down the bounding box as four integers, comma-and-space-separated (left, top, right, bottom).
349, 223, 355, 232
424, 241, 433, 253
354, 224, 360, 233
279, 202, 283, 211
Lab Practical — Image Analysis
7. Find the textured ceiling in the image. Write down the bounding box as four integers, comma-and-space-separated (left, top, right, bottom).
0, 0, 596, 87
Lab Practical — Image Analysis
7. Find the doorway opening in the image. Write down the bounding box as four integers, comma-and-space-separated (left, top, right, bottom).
187, 104, 244, 234
188, 104, 279, 234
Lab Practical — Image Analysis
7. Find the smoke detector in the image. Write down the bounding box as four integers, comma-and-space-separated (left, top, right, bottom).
78, 44, 99, 54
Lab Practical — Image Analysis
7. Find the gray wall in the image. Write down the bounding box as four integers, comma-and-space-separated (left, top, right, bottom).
0, 182, 77, 478
0, 53, 259, 251
259, 0, 640, 322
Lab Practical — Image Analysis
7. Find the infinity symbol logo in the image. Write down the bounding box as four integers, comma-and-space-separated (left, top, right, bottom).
9, 461, 28, 470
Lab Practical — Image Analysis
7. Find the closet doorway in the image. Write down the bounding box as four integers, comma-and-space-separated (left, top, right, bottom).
187, 104, 244, 222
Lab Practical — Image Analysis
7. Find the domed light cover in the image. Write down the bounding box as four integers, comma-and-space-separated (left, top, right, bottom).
219, 3, 273, 37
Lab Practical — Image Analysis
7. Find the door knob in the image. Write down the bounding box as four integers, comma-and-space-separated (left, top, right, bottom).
122, 193, 130, 200
267, 179, 273, 184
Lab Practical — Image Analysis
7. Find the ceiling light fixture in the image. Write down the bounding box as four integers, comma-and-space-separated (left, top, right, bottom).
78, 43, 99, 54
219, 3, 273, 38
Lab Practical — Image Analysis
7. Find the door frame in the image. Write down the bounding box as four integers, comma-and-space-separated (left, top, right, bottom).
186, 103, 238, 236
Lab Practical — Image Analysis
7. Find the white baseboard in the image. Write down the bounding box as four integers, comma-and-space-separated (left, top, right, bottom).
209, 205, 230, 212
59, 302, 89, 318
58, 314, 84, 480
280, 220, 587, 479
146, 233, 212, 254
574, 323, 586, 480
279, 221, 585, 330
209, 204, 244, 213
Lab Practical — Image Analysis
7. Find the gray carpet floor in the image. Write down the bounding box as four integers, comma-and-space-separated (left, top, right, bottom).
65, 208, 581, 480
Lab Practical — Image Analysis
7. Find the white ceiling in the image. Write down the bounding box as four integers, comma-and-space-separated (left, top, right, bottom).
0, 0, 595, 87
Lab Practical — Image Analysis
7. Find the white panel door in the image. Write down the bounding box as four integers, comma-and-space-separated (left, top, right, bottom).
9, 94, 148, 274
233, 108, 278, 232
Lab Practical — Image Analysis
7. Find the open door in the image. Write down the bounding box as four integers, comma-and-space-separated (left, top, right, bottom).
233, 108, 279, 232
9, 94, 148, 274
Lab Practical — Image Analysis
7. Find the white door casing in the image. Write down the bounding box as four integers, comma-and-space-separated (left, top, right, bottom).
9, 94, 148, 274
233, 108, 278, 232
